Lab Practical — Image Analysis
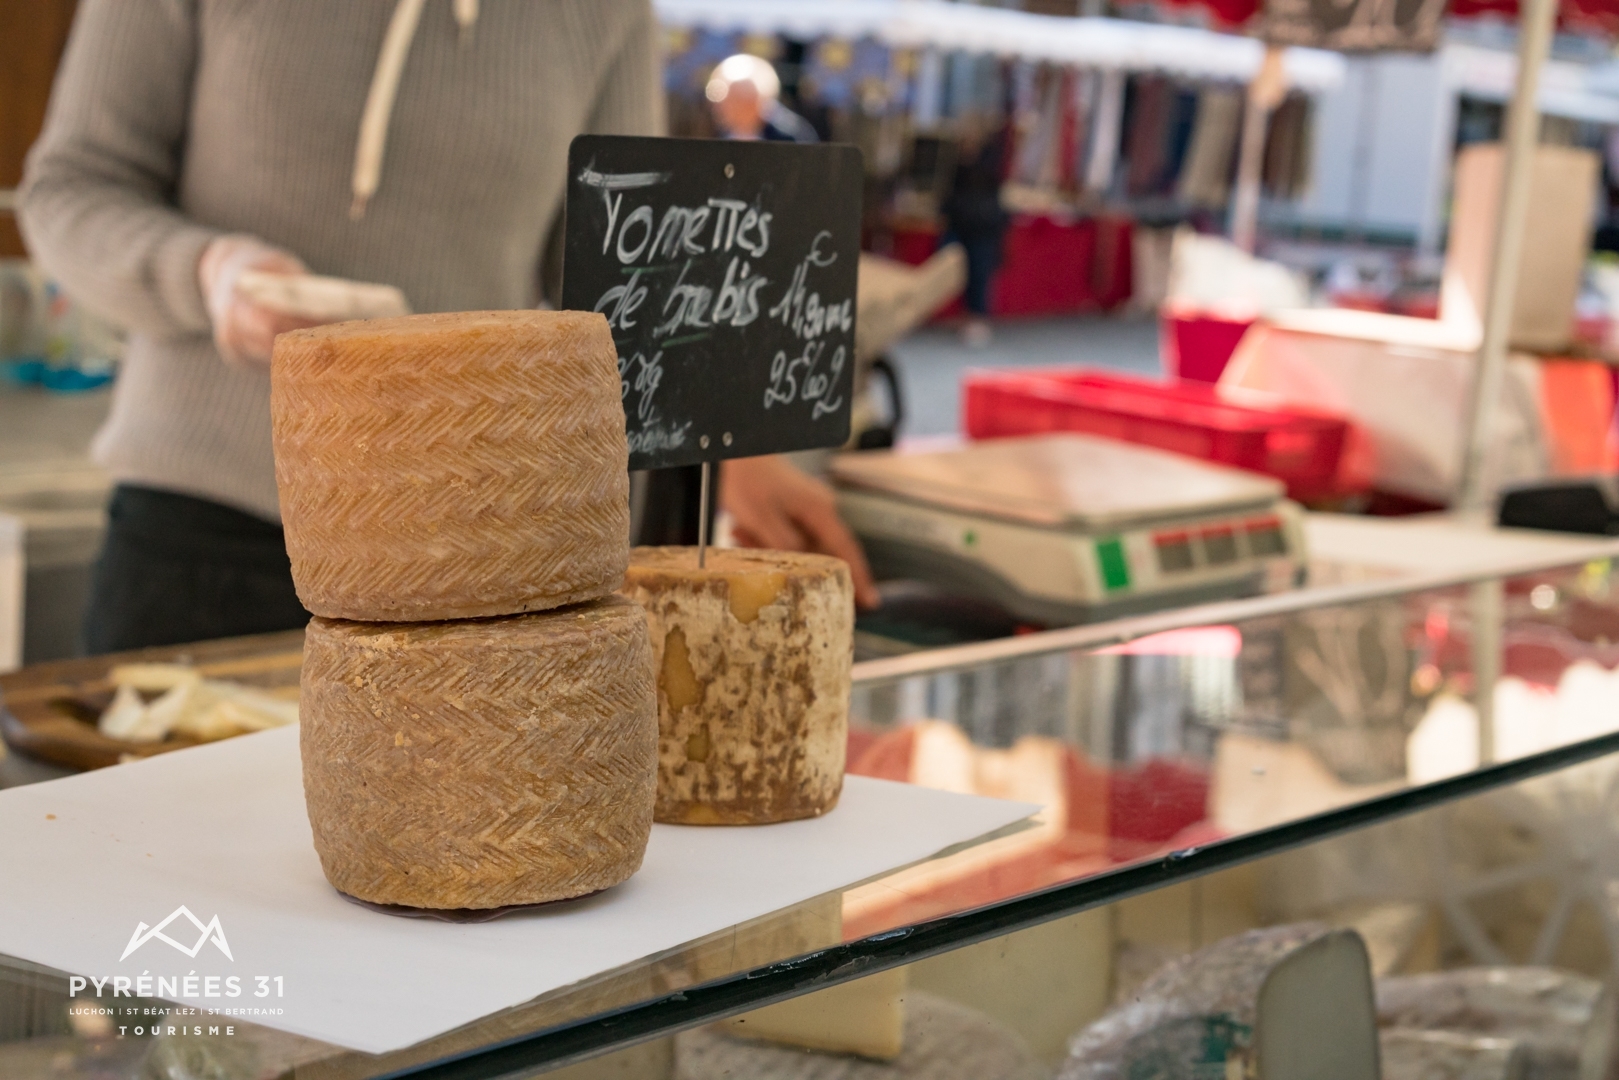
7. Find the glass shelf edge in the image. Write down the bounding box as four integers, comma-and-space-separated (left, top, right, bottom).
849, 548, 1619, 685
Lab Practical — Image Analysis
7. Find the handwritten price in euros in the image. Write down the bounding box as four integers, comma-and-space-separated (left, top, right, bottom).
764, 341, 847, 421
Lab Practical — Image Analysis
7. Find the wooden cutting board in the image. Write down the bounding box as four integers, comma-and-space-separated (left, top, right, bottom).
0, 630, 304, 771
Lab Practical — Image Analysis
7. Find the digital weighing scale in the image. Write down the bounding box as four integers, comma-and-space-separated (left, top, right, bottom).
832, 433, 1307, 626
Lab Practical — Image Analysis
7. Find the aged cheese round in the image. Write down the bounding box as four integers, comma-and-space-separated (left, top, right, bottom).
1062, 924, 1380, 1080
300, 596, 657, 910
271, 310, 630, 622
622, 547, 854, 825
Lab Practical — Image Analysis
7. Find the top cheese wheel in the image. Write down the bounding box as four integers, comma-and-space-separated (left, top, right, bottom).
271, 310, 629, 622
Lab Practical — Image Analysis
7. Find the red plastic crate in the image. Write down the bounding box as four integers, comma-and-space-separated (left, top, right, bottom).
1160, 309, 1256, 383
963, 369, 1353, 501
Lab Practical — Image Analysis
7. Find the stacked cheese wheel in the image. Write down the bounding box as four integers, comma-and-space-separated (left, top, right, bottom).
272, 311, 657, 911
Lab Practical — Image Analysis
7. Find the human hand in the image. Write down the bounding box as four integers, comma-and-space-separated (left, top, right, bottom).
197, 235, 322, 367
720, 454, 880, 610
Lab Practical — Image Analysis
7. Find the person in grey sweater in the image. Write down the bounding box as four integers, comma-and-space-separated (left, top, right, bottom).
21, 0, 875, 652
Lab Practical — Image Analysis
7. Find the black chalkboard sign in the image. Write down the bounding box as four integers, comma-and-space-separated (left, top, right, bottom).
563, 136, 863, 472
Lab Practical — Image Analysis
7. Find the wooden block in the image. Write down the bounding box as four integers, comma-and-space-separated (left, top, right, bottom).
909, 907, 1113, 1065
1114, 863, 1261, 957
723, 968, 909, 1061
677, 992, 1045, 1080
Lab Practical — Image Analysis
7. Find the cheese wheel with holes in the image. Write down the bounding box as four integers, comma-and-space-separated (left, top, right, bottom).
300, 596, 657, 910
271, 310, 629, 622
622, 547, 853, 825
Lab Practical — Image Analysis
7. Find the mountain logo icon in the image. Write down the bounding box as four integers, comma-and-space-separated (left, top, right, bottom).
120, 906, 234, 962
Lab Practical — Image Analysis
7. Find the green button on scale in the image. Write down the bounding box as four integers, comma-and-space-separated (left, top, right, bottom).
1094, 536, 1131, 592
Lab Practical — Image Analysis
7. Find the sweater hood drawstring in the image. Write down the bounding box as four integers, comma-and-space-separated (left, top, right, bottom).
351, 0, 478, 219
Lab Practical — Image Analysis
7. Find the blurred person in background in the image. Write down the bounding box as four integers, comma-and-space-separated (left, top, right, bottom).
20, 0, 875, 654
706, 54, 819, 143
942, 117, 1009, 347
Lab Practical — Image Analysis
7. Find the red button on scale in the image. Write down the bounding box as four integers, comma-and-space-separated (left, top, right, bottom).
1154, 530, 1195, 574
1200, 525, 1238, 565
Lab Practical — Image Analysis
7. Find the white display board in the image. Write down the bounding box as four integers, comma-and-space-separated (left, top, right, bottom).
0, 726, 1035, 1054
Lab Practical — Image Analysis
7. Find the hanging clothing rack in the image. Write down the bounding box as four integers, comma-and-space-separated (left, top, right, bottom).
654, 0, 1346, 92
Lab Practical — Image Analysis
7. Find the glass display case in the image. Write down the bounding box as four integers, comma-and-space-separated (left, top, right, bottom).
5, 549, 1619, 1079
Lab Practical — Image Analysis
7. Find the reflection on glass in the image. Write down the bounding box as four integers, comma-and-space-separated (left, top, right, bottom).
3, 561, 1619, 1078
845, 560, 1619, 941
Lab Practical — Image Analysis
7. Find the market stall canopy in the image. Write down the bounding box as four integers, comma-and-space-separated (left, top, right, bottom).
1440, 40, 1619, 121
1448, 0, 1619, 36
1160, 0, 1619, 35
654, 0, 1347, 91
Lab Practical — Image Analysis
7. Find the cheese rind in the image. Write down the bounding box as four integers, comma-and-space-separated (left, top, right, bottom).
1062, 924, 1380, 1080
271, 310, 630, 622
622, 547, 854, 825
300, 597, 657, 909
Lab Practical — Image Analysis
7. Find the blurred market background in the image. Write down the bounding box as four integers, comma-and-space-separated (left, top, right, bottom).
7, 0, 1619, 665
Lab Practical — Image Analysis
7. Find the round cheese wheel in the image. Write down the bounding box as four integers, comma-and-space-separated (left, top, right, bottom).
622, 547, 853, 825
300, 596, 657, 910
271, 310, 629, 622
1067, 924, 1380, 1080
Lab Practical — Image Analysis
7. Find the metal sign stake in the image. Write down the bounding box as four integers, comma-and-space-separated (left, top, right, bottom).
1454, 0, 1557, 517
697, 460, 712, 570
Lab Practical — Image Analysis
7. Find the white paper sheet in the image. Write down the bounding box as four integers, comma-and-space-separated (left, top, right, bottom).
0, 726, 1035, 1054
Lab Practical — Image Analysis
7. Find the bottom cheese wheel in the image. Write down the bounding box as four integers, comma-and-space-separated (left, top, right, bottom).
300, 596, 657, 909
622, 547, 854, 825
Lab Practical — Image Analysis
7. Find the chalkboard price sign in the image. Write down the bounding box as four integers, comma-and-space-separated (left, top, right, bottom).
563, 136, 864, 472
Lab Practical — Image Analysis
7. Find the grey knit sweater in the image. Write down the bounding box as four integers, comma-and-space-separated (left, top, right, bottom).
20, 0, 662, 522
